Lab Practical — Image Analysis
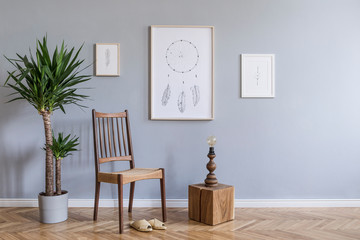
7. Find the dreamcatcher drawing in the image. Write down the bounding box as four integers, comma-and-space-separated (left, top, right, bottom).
161, 39, 201, 113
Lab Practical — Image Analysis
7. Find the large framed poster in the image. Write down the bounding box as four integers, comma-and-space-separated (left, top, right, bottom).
150, 25, 214, 120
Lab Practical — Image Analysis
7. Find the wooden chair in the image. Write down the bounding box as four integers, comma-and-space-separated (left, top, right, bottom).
92, 109, 167, 233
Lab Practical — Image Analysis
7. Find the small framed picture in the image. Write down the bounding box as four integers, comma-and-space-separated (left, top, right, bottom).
95, 43, 120, 76
241, 54, 275, 98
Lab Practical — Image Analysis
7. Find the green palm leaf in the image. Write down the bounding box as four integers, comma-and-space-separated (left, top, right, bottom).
4, 35, 91, 113
46, 132, 79, 159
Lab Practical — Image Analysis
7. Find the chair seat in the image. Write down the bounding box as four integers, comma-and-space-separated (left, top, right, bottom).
98, 168, 163, 185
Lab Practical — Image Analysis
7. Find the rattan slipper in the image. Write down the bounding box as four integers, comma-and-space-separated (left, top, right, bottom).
130, 219, 152, 232
148, 218, 167, 230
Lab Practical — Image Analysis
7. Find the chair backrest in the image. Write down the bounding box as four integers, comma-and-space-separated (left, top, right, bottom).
92, 109, 135, 174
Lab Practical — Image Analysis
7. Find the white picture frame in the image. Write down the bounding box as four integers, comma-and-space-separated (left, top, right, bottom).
241, 54, 275, 98
95, 43, 120, 76
150, 25, 214, 120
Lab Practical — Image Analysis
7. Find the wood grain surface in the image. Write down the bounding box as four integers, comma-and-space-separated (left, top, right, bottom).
2, 207, 360, 239
189, 183, 234, 225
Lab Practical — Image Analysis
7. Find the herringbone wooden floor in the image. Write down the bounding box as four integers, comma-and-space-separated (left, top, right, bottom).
1, 207, 360, 239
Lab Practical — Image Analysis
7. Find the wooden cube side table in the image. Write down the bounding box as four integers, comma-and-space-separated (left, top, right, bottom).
188, 183, 234, 225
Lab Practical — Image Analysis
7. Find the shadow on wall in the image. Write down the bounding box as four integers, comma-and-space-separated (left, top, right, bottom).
52, 117, 95, 197
0, 100, 39, 198
0, 141, 39, 198
0, 100, 95, 197
52, 118, 93, 169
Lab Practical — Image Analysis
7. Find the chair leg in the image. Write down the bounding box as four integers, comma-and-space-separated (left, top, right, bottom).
93, 181, 101, 221
160, 168, 167, 222
118, 175, 124, 234
128, 182, 135, 213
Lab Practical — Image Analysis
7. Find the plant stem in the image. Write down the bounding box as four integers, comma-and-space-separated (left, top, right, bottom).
41, 111, 54, 196
56, 157, 62, 195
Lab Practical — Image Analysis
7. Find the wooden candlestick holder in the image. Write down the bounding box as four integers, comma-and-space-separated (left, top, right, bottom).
204, 147, 218, 187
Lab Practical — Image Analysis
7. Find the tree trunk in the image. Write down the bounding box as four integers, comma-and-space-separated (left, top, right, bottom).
56, 157, 62, 195
41, 111, 54, 196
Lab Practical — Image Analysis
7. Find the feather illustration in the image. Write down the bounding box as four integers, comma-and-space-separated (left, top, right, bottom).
191, 85, 200, 107
178, 91, 186, 113
161, 84, 171, 106
105, 49, 111, 67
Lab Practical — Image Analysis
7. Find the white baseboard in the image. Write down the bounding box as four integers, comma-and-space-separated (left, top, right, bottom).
1, 198, 360, 208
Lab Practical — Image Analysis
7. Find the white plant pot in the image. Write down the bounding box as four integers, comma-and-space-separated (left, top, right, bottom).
38, 191, 68, 223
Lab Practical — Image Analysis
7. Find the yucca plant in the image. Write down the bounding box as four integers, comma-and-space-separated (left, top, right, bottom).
4, 36, 90, 196
47, 132, 79, 195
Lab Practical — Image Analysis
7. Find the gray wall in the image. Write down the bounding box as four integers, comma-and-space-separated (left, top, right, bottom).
1, 0, 360, 200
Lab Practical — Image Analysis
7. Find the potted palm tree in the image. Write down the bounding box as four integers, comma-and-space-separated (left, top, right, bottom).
4, 36, 90, 223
